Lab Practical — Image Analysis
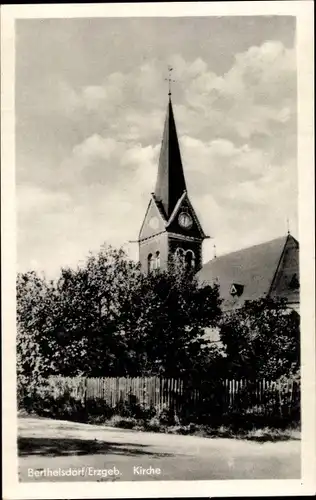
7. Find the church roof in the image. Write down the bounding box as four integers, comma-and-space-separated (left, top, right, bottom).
197, 234, 299, 310
154, 97, 187, 219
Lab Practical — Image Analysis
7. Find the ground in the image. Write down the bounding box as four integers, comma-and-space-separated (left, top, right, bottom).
18, 417, 301, 482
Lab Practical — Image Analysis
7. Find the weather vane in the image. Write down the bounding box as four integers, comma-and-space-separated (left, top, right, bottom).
165, 65, 175, 97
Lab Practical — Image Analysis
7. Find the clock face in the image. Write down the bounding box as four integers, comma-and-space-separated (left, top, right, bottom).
149, 216, 159, 230
178, 212, 193, 229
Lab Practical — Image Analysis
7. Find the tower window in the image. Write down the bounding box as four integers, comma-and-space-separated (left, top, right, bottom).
175, 247, 185, 262
185, 249, 195, 269
155, 251, 160, 270
147, 253, 154, 273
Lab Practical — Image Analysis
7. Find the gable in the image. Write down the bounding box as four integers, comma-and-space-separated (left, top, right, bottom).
197, 236, 289, 310
139, 198, 166, 241
269, 235, 299, 305
166, 192, 206, 239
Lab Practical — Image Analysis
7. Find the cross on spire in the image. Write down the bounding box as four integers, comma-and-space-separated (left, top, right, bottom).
165, 65, 175, 97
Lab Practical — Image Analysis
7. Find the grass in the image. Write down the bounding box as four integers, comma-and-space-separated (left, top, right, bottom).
94, 414, 300, 442
18, 402, 300, 443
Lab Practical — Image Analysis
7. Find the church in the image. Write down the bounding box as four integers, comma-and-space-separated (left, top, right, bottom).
138, 95, 300, 313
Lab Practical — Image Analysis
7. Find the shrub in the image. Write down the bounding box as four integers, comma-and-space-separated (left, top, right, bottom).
109, 415, 138, 429
219, 298, 300, 380
85, 398, 114, 423
144, 415, 163, 432
170, 423, 197, 435
157, 405, 180, 426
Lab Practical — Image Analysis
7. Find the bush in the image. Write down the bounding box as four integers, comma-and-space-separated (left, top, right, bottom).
156, 406, 180, 426
109, 415, 138, 429
85, 398, 114, 423
170, 423, 198, 435
144, 415, 163, 432
113, 399, 156, 421
219, 298, 300, 380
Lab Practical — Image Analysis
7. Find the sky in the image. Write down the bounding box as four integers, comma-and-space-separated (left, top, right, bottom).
16, 16, 297, 278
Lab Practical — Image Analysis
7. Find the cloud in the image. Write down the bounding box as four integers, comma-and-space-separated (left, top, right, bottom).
16, 39, 297, 276
17, 136, 160, 276
180, 41, 296, 140
65, 133, 159, 191
54, 41, 295, 157
180, 135, 297, 260
22, 41, 295, 150
181, 135, 272, 197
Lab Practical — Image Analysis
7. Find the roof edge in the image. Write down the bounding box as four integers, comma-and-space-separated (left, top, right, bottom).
202, 235, 291, 267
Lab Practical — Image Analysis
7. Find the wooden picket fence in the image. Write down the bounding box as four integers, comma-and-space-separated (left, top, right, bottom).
48, 376, 300, 418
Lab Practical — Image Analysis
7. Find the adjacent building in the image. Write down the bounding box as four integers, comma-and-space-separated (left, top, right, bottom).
197, 234, 300, 313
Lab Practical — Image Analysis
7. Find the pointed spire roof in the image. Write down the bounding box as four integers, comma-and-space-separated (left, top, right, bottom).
154, 97, 187, 219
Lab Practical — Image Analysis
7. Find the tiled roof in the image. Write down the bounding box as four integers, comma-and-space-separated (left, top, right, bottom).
197, 235, 298, 310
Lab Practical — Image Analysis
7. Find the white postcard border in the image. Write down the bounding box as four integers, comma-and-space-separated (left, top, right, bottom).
1, 2, 315, 498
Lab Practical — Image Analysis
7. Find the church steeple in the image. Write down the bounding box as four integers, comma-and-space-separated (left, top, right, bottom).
154, 97, 187, 219
138, 90, 208, 274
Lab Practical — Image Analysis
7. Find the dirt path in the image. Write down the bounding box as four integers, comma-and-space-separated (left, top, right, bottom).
18, 417, 301, 481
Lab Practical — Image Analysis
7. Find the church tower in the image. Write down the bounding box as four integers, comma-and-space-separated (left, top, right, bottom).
138, 95, 208, 273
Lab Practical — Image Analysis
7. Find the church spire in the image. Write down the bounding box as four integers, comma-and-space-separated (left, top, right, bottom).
154, 96, 187, 219
139, 88, 207, 274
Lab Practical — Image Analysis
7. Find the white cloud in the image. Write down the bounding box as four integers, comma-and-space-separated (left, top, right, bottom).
17, 136, 161, 276
180, 41, 296, 139
41, 41, 295, 150
17, 40, 297, 276
181, 135, 271, 193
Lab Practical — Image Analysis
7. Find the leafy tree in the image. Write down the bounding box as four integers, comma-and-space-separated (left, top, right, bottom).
219, 297, 300, 380
119, 260, 222, 378
45, 245, 141, 376
16, 270, 56, 398
17, 246, 223, 386
17, 245, 141, 387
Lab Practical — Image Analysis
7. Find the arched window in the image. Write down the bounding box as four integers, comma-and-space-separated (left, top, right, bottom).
175, 247, 185, 262
147, 253, 154, 273
155, 251, 160, 270
185, 249, 195, 269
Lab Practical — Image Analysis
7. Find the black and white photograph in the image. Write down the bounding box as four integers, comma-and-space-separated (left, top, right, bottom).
1, 2, 315, 499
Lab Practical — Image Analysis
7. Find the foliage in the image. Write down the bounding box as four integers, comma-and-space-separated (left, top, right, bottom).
17, 244, 222, 396
219, 297, 300, 380
118, 260, 222, 378
17, 246, 141, 393
16, 272, 56, 399
17, 241, 300, 402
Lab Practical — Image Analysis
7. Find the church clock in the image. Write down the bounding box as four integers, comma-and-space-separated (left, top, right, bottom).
178, 212, 193, 229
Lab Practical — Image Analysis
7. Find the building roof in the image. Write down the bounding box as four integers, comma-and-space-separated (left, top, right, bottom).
154, 97, 187, 219
197, 234, 299, 310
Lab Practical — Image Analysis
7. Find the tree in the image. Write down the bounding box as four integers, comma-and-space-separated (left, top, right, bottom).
119, 260, 222, 378
17, 245, 223, 384
17, 245, 141, 386
45, 245, 141, 376
219, 297, 300, 380
16, 270, 56, 397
